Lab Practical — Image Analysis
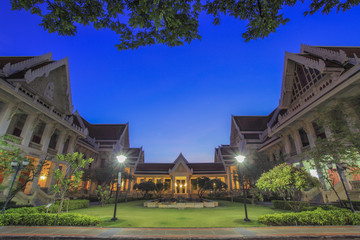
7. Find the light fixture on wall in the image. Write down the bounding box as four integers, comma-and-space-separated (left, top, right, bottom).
40, 175, 46, 180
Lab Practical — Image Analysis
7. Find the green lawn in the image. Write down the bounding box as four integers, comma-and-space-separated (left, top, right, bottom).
70, 200, 286, 227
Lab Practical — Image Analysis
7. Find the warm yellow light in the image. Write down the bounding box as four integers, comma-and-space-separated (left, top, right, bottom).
180, 184, 183, 188
175, 183, 178, 187
40, 175, 46, 180
185, 183, 187, 187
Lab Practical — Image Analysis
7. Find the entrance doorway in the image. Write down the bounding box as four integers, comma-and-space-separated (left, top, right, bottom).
175, 177, 187, 194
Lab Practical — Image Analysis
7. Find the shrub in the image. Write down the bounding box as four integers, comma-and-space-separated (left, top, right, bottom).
48, 199, 89, 213
0, 213, 101, 226
0, 201, 33, 210
258, 208, 360, 226
272, 200, 309, 211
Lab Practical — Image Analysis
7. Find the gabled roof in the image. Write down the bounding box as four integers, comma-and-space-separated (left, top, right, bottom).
233, 116, 268, 131
88, 124, 126, 140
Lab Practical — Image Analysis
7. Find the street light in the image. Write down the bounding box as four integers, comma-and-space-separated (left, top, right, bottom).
111, 154, 127, 221
1, 157, 29, 214
327, 162, 355, 213
235, 154, 250, 222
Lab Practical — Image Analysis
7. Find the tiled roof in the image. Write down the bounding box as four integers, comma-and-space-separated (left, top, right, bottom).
220, 146, 240, 156
318, 47, 360, 58
233, 116, 268, 131
0, 56, 33, 68
135, 163, 173, 173
299, 54, 343, 68
134, 162, 226, 174
7, 61, 54, 79
79, 116, 126, 140
188, 163, 225, 173
89, 124, 126, 140
243, 133, 260, 139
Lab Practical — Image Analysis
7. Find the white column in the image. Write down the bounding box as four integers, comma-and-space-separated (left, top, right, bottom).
303, 122, 317, 148
56, 130, 68, 154
171, 175, 175, 196
20, 114, 38, 147
40, 123, 55, 152
67, 135, 77, 153
291, 129, 302, 155
281, 135, 291, 156
0, 102, 15, 136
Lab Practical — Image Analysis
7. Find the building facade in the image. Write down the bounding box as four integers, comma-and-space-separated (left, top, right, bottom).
216, 44, 360, 202
2, 45, 360, 204
0, 53, 143, 204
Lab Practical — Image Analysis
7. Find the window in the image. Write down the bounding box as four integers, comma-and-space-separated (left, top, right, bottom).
298, 128, 310, 147
31, 121, 46, 144
48, 129, 60, 149
7, 112, 28, 137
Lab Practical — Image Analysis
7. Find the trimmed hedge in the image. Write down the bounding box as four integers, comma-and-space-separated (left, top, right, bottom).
272, 200, 309, 210
0, 201, 33, 210
258, 208, 360, 226
48, 199, 89, 213
0, 213, 100, 226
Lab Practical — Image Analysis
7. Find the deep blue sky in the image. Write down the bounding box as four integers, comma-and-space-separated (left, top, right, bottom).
1, 2, 359, 163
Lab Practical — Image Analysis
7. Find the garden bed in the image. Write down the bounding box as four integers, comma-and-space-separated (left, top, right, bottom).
144, 198, 218, 208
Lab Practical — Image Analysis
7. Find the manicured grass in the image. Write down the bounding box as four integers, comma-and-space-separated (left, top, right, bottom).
70, 200, 288, 227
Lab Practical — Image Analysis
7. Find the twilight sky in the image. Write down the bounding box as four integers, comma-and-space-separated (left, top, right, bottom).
1, 2, 360, 163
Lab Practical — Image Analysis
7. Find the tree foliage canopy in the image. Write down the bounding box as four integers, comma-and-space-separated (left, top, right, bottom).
256, 163, 319, 211
10, 0, 359, 50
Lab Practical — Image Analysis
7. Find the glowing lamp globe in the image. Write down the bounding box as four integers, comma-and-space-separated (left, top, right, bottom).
235, 155, 246, 163
116, 155, 127, 163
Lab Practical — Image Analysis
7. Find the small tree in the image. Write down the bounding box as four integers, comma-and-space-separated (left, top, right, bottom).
0, 137, 25, 184
210, 178, 227, 197
0, 137, 48, 200
154, 181, 170, 198
133, 181, 156, 199
51, 152, 93, 214
95, 185, 110, 207
256, 163, 319, 212
192, 177, 212, 198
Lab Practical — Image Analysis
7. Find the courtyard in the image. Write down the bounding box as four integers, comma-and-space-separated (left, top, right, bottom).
70, 200, 285, 228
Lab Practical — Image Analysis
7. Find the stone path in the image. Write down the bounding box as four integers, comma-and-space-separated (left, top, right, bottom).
0, 226, 360, 239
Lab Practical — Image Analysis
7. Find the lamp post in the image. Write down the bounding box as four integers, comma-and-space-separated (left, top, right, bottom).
111, 154, 127, 221
327, 162, 355, 213
1, 158, 29, 214
235, 155, 250, 222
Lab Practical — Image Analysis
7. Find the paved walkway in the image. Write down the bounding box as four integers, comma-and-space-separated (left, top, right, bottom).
1, 226, 360, 239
